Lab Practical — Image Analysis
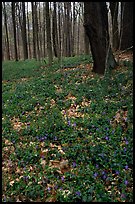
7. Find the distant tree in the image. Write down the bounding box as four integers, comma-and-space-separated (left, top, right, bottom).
84, 2, 117, 74
31, 2, 37, 59
11, 2, 18, 61
27, 2, 32, 59
45, 2, 53, 65
22, 2, 28, 60
52, 2, 60, 61
34, 2, 40, 60
3, 2, 10, 60
109, 2, 119, 51
120, 2, 133, 50
43, 2, 46, 58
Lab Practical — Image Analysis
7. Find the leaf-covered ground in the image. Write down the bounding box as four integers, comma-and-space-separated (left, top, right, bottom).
2, 54, 133, 202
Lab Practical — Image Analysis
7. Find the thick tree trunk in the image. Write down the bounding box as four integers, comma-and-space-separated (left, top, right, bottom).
3, 2, 10, 60
120, 2, 133, 51
31, 2, 37, 59
109, 2, 119, 51
84, 2, 117, 75
27, 2, 31, 59
52, 2, 60, 60
22, 2, 28, 60
34, 2, 40, 61
45, 2, 53, 65
11, 2, 18, 61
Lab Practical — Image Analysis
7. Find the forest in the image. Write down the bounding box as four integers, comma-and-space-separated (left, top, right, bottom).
2, 2, 133, 202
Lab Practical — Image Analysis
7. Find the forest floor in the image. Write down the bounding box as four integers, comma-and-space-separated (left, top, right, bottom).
2, 53, 133, 202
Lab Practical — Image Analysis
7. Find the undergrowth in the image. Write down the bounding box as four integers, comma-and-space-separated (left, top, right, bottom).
2, 55, 133, 202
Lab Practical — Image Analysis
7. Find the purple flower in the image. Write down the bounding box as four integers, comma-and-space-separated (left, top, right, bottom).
125, 140, 129, 145
54, 185, 58, 190
60, 187, 63, 190
121, 193, 126, 198
54, 136, 57, 140
105, 127, 109, 131
103, 174, 107, 180
102, 171, 105, 175
23, 176, 29, 181
73, 122, 76, 127
125, 165, 128, 170
115, 170, 119, 175
72, 162, 76, 168
92, 125, 94, 128
44, 136, 47, 140
123, 147, 127, 152
96, 164, 99, 168
47, 187, 51, 191
105, 136, 109, 140
76, 191, 81, 196
61, 176, 65, 182
93, 172, 98, 178
124, 180, 128, 185
68, 120, 71, 126
112, 130, 115, 134
102, 112, 106, 115
96, 128, 99, 131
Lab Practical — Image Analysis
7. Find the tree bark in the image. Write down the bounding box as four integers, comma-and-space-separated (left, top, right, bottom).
3, 2, 10, 60
22, 2, 28, 60
11, 2, 18, 61
52, 2, 60, 61
34, 2, 40, 61
27, 2, 31, 59
84, 2, 117, 75
45, 2, 53, 65
120, 2, 133, 50
31, 2, 37, 59
109, 2, 119, 50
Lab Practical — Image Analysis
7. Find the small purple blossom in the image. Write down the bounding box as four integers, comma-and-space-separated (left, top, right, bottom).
105, 136, 109, 140
125, 140, 129, 145
92, 125, 95, 128
125, 165, 128, 170
76, 191, 81, 196
44, 136, 47, 140
73, 122, 76, 127
54, 185, 58, 190
93, 172, 98, 178
115, 170, 119, 175
103, 174, 107, 180
102, 112, 106, 115
61, 176, 65, 182
23, 176, 29, 181
60, 187, 63, 190
47, 187, 51, 191
68, 120, 71, 126
112, 130, 115, 134
96, 164, 99, 168
72, 162, 76, 168
96, 128, 99, 131
121, 193, 126, 198
123, 147, 127, 152
54, 136, 57, 140
124, 180, 128, 185
105, 127, 109, 131
102, 171, 105, 175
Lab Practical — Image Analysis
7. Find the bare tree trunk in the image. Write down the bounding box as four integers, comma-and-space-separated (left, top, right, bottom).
84, 2, 117, 74
109, 2, 119, 51
27, 2, 31, 59
43, 2, 46, 58
11, 2, 18, 61
66, 2, 71, 57
120, 2, 133, 51
31, 2, 37, 59
3, 2, 10, 60
34, 2, 40, 61
45, 2, 53, 65
58, 3, 62, 58
52, 2, 60, 61
38, 2, 43, 59
22, 2, 28, 60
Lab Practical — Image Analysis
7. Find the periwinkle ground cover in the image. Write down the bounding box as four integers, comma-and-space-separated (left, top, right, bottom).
2, 56, 133, 202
